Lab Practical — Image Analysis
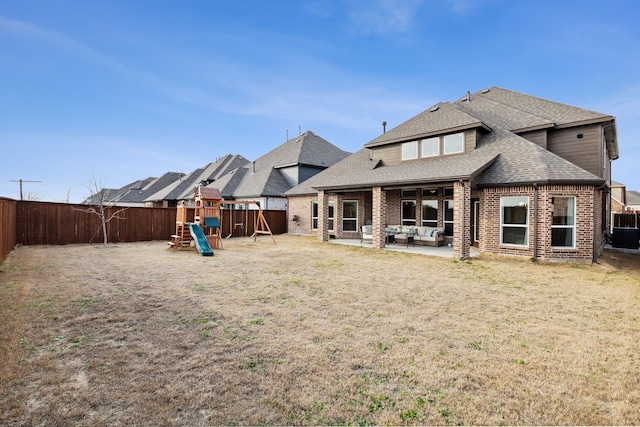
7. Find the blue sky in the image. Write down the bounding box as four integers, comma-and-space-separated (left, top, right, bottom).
1, 0, 638, 202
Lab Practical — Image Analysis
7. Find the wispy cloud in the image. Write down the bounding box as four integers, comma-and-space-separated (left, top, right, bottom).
0, 15, 131, 74
346, 0, 424, 35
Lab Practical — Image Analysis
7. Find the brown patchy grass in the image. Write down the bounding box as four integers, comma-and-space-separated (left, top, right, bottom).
0, 235, 639, 426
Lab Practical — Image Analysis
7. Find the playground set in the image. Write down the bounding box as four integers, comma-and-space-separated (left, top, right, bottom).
168, 186, 275, 256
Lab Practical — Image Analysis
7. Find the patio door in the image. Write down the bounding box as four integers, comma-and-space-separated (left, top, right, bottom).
471, 199, 480, 247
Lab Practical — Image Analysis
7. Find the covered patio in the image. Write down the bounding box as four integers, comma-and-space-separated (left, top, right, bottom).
329, 238, 479, 258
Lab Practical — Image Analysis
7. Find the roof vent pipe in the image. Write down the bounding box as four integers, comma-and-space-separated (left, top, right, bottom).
252, 161, 256, 174
382, 121, 387, 133
466, 91, 471, 102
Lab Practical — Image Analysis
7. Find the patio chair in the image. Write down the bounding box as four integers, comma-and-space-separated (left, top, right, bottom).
361, 224, 373, 243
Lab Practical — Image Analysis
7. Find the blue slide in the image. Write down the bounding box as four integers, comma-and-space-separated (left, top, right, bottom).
188, 223, 214, 256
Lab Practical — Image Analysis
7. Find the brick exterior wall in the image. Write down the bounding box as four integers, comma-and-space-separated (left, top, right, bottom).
287, 195, 316, 235
453, 181, 471, 259
290, 183, 602, 262
288, 192, 371, 240
372, 187, 386, 248
611, 196, 625, 214
480, 185, 597, 261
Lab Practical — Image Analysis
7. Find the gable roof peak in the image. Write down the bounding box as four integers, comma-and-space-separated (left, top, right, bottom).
365, 101, 488, 148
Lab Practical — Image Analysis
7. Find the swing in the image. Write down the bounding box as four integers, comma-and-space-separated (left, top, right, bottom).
233, 207, 245, 230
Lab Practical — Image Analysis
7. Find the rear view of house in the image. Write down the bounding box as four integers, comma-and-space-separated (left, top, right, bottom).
287, 87, 618, 262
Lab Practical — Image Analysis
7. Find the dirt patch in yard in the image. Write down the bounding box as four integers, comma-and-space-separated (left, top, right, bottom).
1, 235, 639, 425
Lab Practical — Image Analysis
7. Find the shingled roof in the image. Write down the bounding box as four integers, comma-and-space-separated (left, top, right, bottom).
229, 130, 351, 198
144, 154, 249, 203
365, 102, 489, 148
286, 87, 611, 195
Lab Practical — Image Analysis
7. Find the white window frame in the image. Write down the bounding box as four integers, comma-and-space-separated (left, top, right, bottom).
551, 196, 576, 248
443, 132, 464, 155
402, 200, 416, 226
500, 196, 529, 246
421, 137, 439, 157
421, 200, 438, 227
444, 199, 454, 237
311, 201, 318, 230
342, 200, 358, 232
401, 140, 418, 160
328, 201, 335, 232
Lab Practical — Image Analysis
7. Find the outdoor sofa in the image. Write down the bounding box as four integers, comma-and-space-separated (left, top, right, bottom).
386, 225, 445, 247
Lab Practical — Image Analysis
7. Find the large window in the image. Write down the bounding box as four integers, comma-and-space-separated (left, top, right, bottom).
443, 133, 464, 155
501, 196, 529, 246
444, 200, 454, 237
402, 200, 416, 226
342, 200, 358, 232
401, 141, 418, 160
421, 200, 438, 227
551, 197, 575, 247
311, 201, 318, 230
421, 137, 439, 157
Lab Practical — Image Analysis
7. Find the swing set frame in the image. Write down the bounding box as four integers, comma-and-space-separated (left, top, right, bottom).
221, 200, 276, 244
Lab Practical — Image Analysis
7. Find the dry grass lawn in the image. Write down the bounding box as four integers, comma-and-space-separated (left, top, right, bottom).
1, 234, 639, 426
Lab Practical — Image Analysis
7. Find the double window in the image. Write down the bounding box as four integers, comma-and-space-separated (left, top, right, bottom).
501, 196, 529, 246
551, 197, 575, 247
311, 201, 335, 231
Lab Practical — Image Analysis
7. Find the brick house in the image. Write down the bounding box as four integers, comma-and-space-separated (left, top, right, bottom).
285, 87, 619, 262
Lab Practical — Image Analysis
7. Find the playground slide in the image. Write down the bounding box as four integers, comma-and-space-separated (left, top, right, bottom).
188, 223, 214, 256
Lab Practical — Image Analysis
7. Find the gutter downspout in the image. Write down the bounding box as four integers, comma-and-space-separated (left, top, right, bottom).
533, 183, 538, 260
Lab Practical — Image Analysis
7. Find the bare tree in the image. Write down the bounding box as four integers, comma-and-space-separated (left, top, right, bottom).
76, 171, 128, 246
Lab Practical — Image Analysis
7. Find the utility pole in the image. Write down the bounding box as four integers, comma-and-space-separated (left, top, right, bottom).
10, 179, 42, 200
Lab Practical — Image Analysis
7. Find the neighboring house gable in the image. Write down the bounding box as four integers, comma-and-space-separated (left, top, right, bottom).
144, 154, 250, 207
212, 130, 350, 210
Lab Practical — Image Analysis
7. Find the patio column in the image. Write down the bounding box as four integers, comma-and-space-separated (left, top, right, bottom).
372, 186, 386, 248
318, 190, 329, 242
453, 180, 471, 259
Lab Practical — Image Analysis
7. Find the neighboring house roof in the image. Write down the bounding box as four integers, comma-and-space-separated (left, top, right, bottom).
627, 190, 640, 206
145, 154, 249, 203
286, 87, 609, 196
224, 130, 351, 199
82, 188, 119, 205
118, 172, 184, 203
207, 167, 249, 199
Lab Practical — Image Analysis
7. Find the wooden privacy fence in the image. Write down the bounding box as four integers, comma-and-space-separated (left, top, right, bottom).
0, 200, 288, 262
0, 198, 17, 263
217, 209, 287, 238
613, 212, 640, 228
15, 201, 178, 245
